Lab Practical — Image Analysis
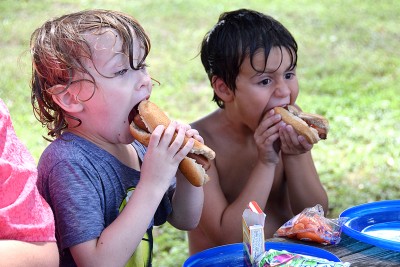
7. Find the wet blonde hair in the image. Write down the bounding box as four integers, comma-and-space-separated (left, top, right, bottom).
30, 9, 151, 140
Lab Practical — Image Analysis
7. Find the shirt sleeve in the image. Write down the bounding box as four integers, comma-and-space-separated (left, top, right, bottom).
0, 99, 56, 242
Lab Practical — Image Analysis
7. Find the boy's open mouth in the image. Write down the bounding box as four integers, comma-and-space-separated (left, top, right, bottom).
128, 103, 140, 124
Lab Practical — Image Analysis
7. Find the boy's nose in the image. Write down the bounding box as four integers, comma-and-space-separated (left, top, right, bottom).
133, 73, 152, 95
274, 81, 291, 98
137, 70, 152, 90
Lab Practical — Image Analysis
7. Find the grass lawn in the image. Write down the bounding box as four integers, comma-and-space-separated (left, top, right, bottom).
1, 0, 399, 266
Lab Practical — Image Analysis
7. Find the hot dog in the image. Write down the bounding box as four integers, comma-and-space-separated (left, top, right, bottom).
129, 100, 216, 187
274, 105, 329, 144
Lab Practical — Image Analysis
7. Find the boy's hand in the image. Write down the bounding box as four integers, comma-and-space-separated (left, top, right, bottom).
177, 123, 205, 144
140, 121, 194, 190
278, 123, 313, 154
254, 109, 283, 165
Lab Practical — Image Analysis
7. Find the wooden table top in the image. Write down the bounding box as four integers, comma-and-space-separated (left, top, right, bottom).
267, 233, 400, 266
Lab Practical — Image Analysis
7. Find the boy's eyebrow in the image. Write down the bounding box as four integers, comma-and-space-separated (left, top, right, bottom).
250, 68, 277, 78
102, 42, 146, 68
253, 65, 296, 76
102, 52, 126, 68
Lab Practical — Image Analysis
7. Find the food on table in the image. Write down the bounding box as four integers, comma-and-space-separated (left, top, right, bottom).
275, 204, 346, 245
255, 249, 351, 267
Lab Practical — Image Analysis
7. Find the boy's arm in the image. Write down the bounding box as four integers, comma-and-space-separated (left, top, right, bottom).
168, 172, 204, 230
69, 124, 196, 266
283, 151, 329, 214
0, 240, 59, 267
278, 122, 329, 214
72, 164, 204, 267
70, 182, 170, 267
167, 124, 206, 230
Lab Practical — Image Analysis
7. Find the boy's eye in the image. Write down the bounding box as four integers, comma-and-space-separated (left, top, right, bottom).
285, 73, 295, 79
260, 78, 272, 85
114, 69, 128, 76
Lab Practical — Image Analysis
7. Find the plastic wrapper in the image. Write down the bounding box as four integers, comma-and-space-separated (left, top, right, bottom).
274, 204, 347, 245
255, 249, 351, 267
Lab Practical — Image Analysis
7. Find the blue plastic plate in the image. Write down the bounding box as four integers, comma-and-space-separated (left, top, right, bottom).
183, 242, 340, 267
340, 200, 400, 252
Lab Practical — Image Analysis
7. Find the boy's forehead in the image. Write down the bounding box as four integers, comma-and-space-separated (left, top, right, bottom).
240, 50, 269, 73
84, 28, 123, 52
80, 27, 144, 68
241, 47, 292, 74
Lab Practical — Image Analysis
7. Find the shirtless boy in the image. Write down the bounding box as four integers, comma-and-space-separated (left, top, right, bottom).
186, 9, 328, 254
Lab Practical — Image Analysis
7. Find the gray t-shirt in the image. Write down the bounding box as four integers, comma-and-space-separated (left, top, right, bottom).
37, 132, 174, 267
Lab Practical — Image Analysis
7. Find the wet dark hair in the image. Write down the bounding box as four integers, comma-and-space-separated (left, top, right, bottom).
30, 9, 151, 140
200, 9, 298, 108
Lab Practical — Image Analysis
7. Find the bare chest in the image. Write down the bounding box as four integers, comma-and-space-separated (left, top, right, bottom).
215, 144, 285, 203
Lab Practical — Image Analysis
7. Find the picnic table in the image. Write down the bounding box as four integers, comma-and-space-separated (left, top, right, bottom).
267, 233, 400, 266
183, 233, 400, 266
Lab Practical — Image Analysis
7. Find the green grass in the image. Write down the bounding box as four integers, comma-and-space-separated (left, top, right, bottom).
1, 0, 399, 266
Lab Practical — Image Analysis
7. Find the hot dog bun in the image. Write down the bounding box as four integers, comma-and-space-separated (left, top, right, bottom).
274, 105, 329, 144
129, 100, 215, 186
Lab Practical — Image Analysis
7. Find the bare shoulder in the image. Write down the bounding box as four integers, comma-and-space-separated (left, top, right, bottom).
191, 110, 223, 145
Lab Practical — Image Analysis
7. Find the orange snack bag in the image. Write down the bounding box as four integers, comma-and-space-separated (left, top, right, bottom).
274, 204, 345, 245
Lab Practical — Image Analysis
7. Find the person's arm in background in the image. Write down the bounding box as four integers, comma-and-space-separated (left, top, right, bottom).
0, 98, 59, 267
0, 241, 59, 267
283, 151, 328, 213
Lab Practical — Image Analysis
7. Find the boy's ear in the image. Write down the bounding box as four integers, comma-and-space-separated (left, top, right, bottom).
49, 84, 83, 113
212, 76, 234, 103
